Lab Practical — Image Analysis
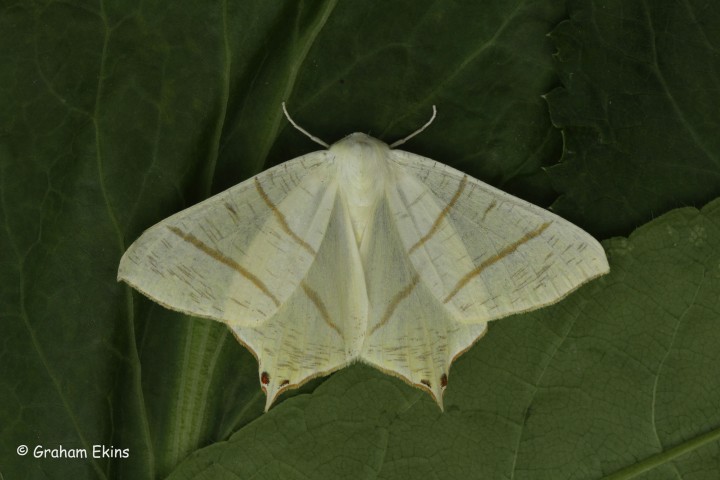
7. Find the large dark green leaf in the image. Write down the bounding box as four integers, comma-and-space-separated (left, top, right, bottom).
1, 1, 718, 479
546, 0, 720, 237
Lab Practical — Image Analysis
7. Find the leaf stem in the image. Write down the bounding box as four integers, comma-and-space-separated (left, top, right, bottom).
603, 425, 720, 479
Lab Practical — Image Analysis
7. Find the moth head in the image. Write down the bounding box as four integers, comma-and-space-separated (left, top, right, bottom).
331, 132, 390, 160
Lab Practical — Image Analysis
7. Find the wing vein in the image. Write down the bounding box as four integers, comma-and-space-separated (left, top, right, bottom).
408, 175, 468, 254
301, 281, 342, 337
254, 177, 317, 256
444, 222, 552, 304
370, 274, 420, 335
168, 226, 280, 307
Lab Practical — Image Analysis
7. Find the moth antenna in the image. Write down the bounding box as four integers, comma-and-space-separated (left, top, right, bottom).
282, 102, 330, 148
389, 105, 437, 148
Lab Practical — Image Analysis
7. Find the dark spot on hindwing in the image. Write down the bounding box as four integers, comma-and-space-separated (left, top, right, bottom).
420, 379, 431, 388
280, 379, 290, 387
261, 371, 270, 385
440, 373, 448, 388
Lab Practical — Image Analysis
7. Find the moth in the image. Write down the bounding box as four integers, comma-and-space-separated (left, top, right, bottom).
118, 105, 609, 411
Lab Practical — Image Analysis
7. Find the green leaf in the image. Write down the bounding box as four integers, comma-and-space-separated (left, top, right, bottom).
545, 0, 720, 238
2, 1, 719, 479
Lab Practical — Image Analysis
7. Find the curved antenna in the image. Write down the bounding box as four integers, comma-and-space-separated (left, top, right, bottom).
282, 103, 330, 148
389, 105, 437, 148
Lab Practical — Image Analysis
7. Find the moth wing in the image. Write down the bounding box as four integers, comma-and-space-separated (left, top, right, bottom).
359, 197, 487, 409
118, 152, 338, 326
233, 193, 368, 411
387, 150, 609, 324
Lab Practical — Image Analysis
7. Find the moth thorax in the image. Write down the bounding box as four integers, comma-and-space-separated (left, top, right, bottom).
332, 133, 391, 245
